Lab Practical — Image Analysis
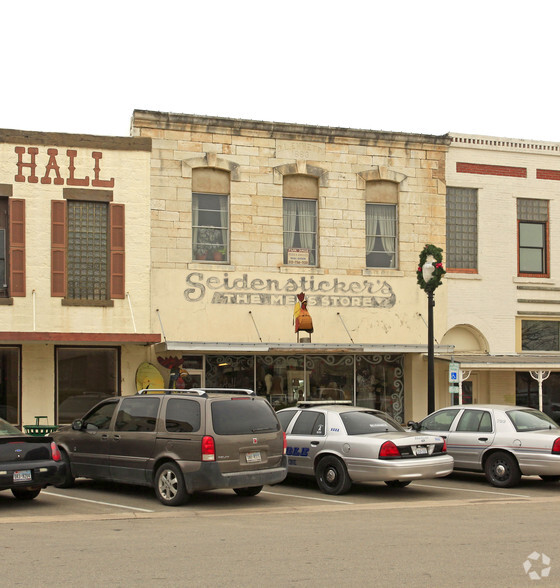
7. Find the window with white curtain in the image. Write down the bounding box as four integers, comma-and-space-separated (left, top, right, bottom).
192, 193, 229, 262
283, 198, 317, 265
366, 203, 396, 268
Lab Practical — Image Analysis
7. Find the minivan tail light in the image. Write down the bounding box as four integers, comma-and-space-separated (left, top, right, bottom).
379, 440, 401, 458
552, 438, 560, 454
202, 436, 215, 461
283, 431, 287, 455
50, 442, 61, 462
442, 439, 447, 453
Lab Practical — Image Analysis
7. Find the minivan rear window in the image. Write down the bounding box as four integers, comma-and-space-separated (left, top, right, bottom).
211, 399, 280, 435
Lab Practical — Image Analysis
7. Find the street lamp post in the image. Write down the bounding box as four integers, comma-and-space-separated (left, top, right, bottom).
417, 245, 446, 415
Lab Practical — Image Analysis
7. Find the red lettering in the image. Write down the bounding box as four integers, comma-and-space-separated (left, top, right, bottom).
41, 149, 64, 185
91, 152, 115, 188
66, 150, 89, 186
14, 147, 39, 183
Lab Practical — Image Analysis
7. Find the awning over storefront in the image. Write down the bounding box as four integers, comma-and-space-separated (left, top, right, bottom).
0, 332, 161, 345
154, 341, 455, 354
437, 354, 560, 370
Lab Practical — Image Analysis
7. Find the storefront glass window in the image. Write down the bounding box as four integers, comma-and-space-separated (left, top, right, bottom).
57, 347, 119, 423
205, 355, 254, 390
356, 355, 404, 422
0, 347, 20, 423
256, 355, 304, 409
516, 371, 560, 425
306, 355, 354, 402
201, 353, 404, 421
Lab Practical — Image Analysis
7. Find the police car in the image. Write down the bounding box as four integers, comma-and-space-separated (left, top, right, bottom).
277, 402, 453, 495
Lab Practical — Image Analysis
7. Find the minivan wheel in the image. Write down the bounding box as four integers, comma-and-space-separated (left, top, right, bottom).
12, 487, 41, 500
484, 451, 521, 488
155, 462, 189, 506
315, 456, 352, 495
234, 486, 263, 497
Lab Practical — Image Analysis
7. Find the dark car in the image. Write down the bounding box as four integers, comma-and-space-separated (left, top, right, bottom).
0, 418, 66, 500
51, 388, 288, 506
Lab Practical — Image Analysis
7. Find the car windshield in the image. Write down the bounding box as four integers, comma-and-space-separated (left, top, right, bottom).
0, 418, 23, 435
340, 410, 404, 435
506, 409, 559, 432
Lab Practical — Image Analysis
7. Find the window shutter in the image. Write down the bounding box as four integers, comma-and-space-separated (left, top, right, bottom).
9, 198, 25, 297
51, 200, 67, 297
110, 203, 125, 299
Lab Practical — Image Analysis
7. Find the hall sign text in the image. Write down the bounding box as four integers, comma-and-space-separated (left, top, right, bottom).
184, 272, 396, 308
14, 147, 115, 187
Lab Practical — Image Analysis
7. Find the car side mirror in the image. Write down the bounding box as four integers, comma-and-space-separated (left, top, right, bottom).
72, 419, 84, 430
407, 420, 420, 431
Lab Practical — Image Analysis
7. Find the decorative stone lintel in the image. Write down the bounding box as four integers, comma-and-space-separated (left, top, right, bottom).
181, 154, 240, 181
357, 166, 407, 188
272, 161, 328, 186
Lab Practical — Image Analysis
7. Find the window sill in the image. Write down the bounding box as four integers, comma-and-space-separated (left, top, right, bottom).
513, 276, 555, 285
279, 266, 325, 274
61, 299, 114, 307
445, 273, 482, 281
0, 297, 14, 305
362, 268, 404, 277
188, 262, 235, 270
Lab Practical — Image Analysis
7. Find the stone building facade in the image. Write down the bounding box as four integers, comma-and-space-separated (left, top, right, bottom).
132, 111, 452, 423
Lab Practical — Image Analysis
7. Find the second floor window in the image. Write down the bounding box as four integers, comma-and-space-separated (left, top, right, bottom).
0, 193, 25, 298
283, 199, 317, 266
518, 198, 548, 276
283, 174, 318, 266
446, 187, 477, 272
366, 203, 396, 268
366, 180, 398, 269
51, 194, 125, 302
192, 193, 229, 262
191, 168, 230, 263
67, 200, 109, 300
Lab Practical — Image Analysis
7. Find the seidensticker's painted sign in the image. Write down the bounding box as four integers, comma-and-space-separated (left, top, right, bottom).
184, 272, 396, 308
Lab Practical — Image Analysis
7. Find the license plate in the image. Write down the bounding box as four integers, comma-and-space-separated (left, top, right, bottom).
246, 451, 261, 463
13, 470, 32, 482
416, 446, 428, 455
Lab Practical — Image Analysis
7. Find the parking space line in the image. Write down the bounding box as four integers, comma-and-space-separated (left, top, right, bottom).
262, 490, 354, 505
43, 491, 155, 512
416, 483, 530, 498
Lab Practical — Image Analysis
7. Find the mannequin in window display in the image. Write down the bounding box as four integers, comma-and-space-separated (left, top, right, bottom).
265, 371, 273, 396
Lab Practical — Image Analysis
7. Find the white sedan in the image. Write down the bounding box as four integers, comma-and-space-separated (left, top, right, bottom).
277, 402, 453, 495
408, 404, 560, 487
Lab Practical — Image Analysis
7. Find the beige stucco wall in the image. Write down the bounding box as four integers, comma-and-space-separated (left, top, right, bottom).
0, 133, 152, 333
446, 134, 560, 354
445, 134, 560, 406
0, 130, 154, 424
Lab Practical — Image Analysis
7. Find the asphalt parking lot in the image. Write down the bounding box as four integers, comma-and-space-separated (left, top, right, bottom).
1, 471, 559, 523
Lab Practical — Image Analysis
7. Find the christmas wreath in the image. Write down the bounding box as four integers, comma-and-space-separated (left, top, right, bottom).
417, 244, 446, 292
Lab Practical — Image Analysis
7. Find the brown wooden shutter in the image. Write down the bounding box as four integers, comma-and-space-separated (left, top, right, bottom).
9, 198, 25, 297
51, 200, 67, 297
110, 203, 125, 299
